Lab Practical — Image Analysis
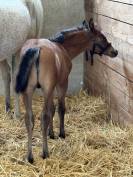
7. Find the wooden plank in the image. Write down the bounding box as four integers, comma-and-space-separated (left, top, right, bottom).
86, 12, 133, 45
84, 71, 133, 116
98, 55, 133, 82
85, 0, 133, 25
83, 59, 109, 96
84, 59, 133, 114
111, 106, 133, 126
84, 14, 133, 81
84, 70, 133, 125
85, 72, 133, 125
84, 57, 133, 97
109, 83, 133, 115
108, 0, 133, 5
108, 67, 133, 98
84, 0, 133, 125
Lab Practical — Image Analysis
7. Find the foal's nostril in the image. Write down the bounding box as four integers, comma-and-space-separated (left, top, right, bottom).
111, 50, 118, 57
115, 50, 118, 56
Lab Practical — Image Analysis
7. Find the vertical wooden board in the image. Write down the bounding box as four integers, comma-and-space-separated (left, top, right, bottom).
84, 11, 133, 81
108, 67, 133, 98
84, 58, 111, 102
90, 56, 133, 98
111, 106, 133, 126
85, 56, 133, 98
96, 54, 133, 82
86, 12, 133, 46
84, 57, 133, 122
84, 59, 109, 88
109, 83, 133, 115
84, 0, 133, 124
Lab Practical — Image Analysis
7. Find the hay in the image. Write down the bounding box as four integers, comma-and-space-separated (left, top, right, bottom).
0, 90, 133, 177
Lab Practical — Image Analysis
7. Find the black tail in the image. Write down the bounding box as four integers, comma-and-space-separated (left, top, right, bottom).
15, 48, 40, 93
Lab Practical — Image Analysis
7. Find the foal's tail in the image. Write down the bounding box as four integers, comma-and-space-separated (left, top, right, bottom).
15, 48, 40, 93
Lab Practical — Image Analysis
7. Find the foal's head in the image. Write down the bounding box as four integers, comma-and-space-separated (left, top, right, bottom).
83, 19, 118, 61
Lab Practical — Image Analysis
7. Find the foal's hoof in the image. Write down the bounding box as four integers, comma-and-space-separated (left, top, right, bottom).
49, 132, 55, 139
59, 132, 65, 139
27, 156, 34, 164
49, 134, 55, 139
41, 152, 49, 159
48, 130, 55, 139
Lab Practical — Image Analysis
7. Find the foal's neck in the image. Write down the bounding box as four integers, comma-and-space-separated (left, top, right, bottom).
62, 31, 92, 59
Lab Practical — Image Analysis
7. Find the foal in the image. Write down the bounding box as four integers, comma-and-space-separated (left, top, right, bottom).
15, 19, 118, 163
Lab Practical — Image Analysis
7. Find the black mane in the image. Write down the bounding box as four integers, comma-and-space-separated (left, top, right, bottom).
49, 26, 84, 44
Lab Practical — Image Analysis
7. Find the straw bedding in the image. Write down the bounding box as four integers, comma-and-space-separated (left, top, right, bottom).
0, 90, 133, 177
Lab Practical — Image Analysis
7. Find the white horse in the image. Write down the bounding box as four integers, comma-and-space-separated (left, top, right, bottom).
0, 0, 44, 117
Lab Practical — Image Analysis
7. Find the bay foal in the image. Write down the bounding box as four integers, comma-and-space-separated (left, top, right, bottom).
15, 19, 118, 163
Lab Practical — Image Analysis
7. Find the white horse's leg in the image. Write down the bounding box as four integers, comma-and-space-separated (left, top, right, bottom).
0, 60, 11, 112
12, 54, 21, 118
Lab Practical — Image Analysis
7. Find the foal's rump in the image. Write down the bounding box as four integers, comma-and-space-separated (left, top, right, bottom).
15, 38, 71, 95
15, 48, 40, 93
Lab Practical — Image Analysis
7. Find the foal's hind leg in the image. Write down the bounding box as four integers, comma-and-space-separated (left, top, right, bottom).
57, 80, 68, 138
48, 102, 55, 139
41, 92, 54, 158
0, 60, 11, 112
23, 89, 34, 163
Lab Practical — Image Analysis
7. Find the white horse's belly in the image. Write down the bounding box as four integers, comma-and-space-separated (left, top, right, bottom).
0, 0, 31, 60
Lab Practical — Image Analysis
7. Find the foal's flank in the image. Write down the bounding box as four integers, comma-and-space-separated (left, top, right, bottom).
15, 18, 118, 163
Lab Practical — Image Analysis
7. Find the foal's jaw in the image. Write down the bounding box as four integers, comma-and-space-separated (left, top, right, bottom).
104, 48, 118, 58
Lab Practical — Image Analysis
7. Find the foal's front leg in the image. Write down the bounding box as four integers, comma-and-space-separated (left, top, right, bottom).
57, 81, 68, 139
23, 92, 34, 163
58, 98, 66, 138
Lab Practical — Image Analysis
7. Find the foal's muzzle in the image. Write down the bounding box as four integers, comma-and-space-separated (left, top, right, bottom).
111, 50, 118, 58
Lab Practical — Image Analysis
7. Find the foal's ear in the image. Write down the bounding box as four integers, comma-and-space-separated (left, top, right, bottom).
89, 18, 95, 32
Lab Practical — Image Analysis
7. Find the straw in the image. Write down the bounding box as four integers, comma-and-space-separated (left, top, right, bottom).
0, 90, 133, 177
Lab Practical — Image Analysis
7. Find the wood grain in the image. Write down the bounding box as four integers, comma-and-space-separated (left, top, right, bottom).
84, 0, 133, 124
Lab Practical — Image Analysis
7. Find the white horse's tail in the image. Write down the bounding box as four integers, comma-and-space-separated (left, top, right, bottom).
23, 0, 44, 38
33, 0, 44, 37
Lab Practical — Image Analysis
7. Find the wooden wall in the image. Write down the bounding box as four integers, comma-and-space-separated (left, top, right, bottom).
84, 0, 133, 125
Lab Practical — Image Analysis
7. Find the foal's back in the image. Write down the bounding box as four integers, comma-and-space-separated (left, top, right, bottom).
21, 39, 72, 92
